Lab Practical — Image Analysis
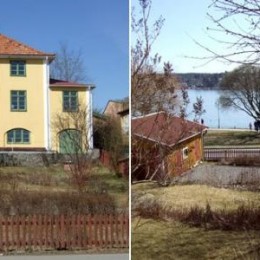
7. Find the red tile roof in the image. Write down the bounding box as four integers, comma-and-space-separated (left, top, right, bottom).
132, 111, 207, 147
49, 78, 95, 89
0, 33, 54, 58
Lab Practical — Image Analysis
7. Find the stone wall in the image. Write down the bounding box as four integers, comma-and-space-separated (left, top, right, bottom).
0, 149, 100, 167
0, 152, 61, 167
0, 149, 99, 167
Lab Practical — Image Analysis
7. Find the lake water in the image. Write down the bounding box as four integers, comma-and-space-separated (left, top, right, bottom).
186, 89, 252, 129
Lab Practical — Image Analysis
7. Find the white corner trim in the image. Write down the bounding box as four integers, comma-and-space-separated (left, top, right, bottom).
86, 87, 93, 150
43, 57, 50, 150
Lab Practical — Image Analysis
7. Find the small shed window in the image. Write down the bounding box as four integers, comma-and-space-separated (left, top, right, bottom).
182, 147, 189, 159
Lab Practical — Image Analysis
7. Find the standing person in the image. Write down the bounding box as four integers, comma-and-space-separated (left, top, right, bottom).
249, 122, 252, 130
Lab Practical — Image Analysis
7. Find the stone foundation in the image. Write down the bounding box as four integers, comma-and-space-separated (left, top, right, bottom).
0, 149, 100, 167
0, 152, 62, 167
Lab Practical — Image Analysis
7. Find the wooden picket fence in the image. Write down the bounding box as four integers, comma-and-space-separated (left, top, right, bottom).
204, 147, 260, 161
0, 214, 129, 252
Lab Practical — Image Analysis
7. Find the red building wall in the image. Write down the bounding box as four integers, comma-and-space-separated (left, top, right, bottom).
167, 135, 203, 177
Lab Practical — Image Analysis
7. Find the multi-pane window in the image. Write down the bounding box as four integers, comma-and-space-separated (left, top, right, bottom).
7, 129, 30, 144
10, 60, 26, 76
11, 91, 27, 111
63, 91, 78, 112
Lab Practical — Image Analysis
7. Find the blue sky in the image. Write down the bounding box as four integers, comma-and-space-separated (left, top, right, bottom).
132, 0, 239, 73
0, 0, 129, 110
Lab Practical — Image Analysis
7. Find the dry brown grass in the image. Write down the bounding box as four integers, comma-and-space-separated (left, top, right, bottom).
0, 164, 128, 215
132, 183, 260, 211
132, 218, 260, 260
132, 183, 260, 259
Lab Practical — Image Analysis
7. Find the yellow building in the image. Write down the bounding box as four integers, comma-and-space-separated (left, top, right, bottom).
0, 34, 94, 153
103, 99, 129, 136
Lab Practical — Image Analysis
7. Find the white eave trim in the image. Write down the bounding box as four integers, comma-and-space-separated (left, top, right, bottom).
0, 54, 55, 62
133, 130, 205, 148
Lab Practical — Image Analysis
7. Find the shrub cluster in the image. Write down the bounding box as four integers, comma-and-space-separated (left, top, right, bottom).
135, 200, 260, 231
0, 189, 116, 216
179, 203, 260, 230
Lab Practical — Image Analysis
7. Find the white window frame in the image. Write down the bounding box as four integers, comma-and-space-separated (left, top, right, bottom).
182, 147, 189, 159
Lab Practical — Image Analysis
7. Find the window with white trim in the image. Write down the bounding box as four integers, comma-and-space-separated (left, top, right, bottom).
182, 147, 189, 159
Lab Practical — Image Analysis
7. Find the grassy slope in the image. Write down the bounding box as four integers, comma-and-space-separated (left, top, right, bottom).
132, 183, 260, 211
0, 165, 128, 209
94, 167, 129, 209
132, 218, 260, 260
132, 130, 260, 259
132, 183, 260, 259
204, 130, 260, 146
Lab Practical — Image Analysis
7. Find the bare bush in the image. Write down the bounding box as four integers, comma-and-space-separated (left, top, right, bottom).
0, 189, 116, 216
93, 115, 125, 173
182, 203, 260, 231
133, 193, 161, 219
134, 196, 260, 231
52, 104, 93, 193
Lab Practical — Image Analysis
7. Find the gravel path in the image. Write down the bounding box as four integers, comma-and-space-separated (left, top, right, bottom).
173, 163, 260, 188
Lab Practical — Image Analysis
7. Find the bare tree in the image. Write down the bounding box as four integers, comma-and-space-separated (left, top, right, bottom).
131, 0, 206, 185
131, 1, 200, 117
193, 96, 206, 122
93, 113, 125, 173
219, 64, 260, 120
51, 42, 87, 82
52, 103, 92, 192
197, 0, 260, 65
131, 0, 180, 116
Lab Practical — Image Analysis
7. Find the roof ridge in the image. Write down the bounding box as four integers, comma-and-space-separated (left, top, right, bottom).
49, 78, 95, 89
132, 111, 207, 147
132, 111, 166, 120
0, 33, 54, 57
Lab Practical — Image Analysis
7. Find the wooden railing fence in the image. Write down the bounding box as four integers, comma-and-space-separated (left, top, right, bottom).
204, 148, 260, 161
0, 214, 129, 251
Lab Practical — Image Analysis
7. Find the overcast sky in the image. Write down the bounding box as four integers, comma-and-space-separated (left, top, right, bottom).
0, 0, 129, 110
131, 0, 240, 73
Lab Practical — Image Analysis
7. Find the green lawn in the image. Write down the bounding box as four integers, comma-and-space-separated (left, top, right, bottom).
204, 130, 260, 146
